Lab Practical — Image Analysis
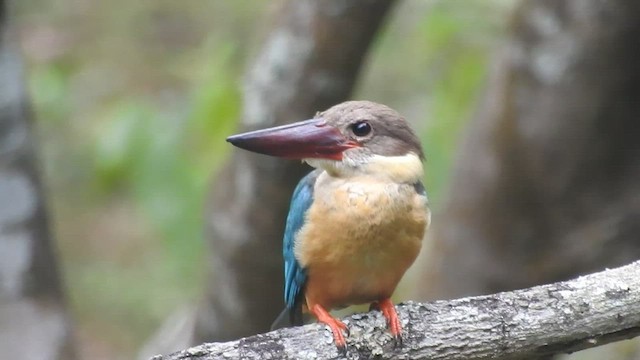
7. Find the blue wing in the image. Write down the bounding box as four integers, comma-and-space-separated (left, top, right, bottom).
271, 170, 318, 329
283, 170, 318, 313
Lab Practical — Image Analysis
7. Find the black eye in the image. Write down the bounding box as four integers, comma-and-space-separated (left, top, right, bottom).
351, 121, 372, 137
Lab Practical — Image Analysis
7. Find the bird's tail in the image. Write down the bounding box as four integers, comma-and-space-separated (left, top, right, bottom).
270, 302, 305, 330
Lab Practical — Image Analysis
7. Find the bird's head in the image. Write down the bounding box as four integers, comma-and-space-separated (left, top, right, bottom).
227, 101, 424, 182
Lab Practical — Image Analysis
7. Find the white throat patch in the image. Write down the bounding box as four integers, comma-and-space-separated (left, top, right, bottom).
305, 152, 423, 183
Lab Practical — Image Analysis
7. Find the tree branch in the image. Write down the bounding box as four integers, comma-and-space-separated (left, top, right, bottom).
151, 260, 640, 359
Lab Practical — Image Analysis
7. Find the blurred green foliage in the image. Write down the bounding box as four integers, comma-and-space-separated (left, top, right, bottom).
419, 3, 495, 204
17, 0, 512, 358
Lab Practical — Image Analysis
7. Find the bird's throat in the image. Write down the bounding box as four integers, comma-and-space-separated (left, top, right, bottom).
306, 152, 423, 183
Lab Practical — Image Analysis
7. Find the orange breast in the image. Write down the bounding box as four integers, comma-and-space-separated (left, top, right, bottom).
296, 175, 430, 310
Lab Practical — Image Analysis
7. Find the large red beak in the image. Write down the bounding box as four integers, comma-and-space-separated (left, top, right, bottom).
226, 119, 359, 160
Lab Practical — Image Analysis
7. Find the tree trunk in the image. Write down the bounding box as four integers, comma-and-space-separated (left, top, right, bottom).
418, 0, 640, 300
194, 0, 398, 344
0, 1, 77, 359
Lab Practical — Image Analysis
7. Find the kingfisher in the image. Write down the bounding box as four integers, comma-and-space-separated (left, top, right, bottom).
226, 101, 430, 350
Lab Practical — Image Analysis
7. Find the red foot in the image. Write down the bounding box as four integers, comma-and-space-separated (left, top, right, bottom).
378, 298, 402, 344
311, 304, 348, 350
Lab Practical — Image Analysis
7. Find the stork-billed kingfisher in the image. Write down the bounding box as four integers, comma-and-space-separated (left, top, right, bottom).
226, 101, 430, 350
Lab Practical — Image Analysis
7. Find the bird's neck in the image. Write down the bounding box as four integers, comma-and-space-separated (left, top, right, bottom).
307, 153, 424, 184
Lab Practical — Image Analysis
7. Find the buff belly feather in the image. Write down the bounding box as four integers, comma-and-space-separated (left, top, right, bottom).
295, 174, 430, 310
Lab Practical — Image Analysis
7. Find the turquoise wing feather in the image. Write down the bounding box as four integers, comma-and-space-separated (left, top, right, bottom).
273, 170, 318, 328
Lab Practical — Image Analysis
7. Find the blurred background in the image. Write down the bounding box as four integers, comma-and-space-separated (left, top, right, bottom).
3, 0, 640, 359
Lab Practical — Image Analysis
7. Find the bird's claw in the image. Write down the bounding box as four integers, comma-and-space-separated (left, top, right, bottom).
392, 333, 403, 348
378, 298, 403, 348
325, 320, 348, 352
312, 304, 350, 352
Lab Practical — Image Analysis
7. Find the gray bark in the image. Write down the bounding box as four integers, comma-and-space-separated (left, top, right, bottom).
0, 1, 76, 359
152, 260, 640, 360
418, 0, 640, 300
194, 0, 397, 344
